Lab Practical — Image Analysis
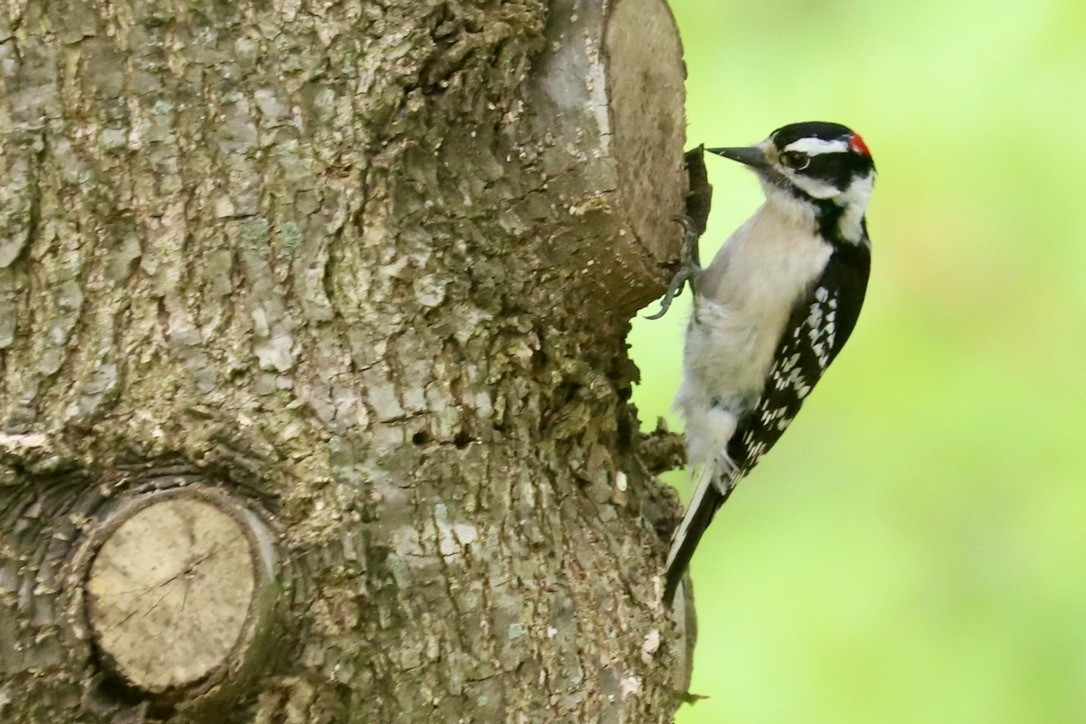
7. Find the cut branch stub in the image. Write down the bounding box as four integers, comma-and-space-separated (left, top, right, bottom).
525, 0, 687, 316
605, 0, 689, 259
76, 487, 279, 703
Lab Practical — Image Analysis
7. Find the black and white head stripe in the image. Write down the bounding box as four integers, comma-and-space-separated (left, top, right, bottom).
758, 122, 877, 240
780, 136, 852, 156
770, 121, 873, 161
770, 123, 874, 184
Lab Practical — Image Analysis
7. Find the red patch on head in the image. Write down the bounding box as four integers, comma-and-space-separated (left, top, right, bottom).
848, 133, 871, 157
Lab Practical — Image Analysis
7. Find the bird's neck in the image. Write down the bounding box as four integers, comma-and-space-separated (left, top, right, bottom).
761, 169, 874, 247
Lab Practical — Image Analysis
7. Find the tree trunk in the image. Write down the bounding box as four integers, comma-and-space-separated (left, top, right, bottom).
0, 0, 691, 720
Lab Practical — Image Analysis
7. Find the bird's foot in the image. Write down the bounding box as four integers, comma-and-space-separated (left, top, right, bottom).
645, 215, 702, 320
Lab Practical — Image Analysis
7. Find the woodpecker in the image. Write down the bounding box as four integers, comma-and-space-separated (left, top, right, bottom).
653, 122, 876, 603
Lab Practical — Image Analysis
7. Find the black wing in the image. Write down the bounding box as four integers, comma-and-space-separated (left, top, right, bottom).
727, 244, 870, 476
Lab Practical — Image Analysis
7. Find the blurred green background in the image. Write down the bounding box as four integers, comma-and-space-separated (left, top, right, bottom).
629, 1, 1086, 721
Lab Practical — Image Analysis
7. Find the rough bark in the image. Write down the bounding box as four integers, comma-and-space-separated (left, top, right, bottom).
0, 0, 690, 721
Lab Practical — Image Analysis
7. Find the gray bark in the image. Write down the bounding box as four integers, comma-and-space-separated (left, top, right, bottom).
0, 0, 691, 720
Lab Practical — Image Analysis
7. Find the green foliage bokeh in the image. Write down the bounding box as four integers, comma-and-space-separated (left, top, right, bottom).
630, 1, 1086, 721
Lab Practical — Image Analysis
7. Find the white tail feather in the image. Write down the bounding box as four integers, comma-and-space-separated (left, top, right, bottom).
665, 464, 717, 570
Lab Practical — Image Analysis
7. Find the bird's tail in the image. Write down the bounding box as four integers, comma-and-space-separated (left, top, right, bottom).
663, 462, 736, 604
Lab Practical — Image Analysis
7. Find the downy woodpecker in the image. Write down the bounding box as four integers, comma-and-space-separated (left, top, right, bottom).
653, 122, 876, 603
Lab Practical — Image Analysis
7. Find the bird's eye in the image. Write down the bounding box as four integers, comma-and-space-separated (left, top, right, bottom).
779, 151, 810, 170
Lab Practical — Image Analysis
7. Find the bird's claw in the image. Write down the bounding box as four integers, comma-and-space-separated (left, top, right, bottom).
645, 215, 702, 320
645, 264, 696, 320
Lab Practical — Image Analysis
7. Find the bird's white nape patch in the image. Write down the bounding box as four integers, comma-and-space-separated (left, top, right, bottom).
782, 136, 851, 156
836, 169, 875, 243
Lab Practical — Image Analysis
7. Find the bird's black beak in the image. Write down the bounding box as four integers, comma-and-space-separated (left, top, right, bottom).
707, 146, 771, 170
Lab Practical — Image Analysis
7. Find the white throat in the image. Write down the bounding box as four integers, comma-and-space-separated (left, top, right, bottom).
759, 177, 818, 225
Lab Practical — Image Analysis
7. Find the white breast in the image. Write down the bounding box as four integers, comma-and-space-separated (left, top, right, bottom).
674, 198, 832, 466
